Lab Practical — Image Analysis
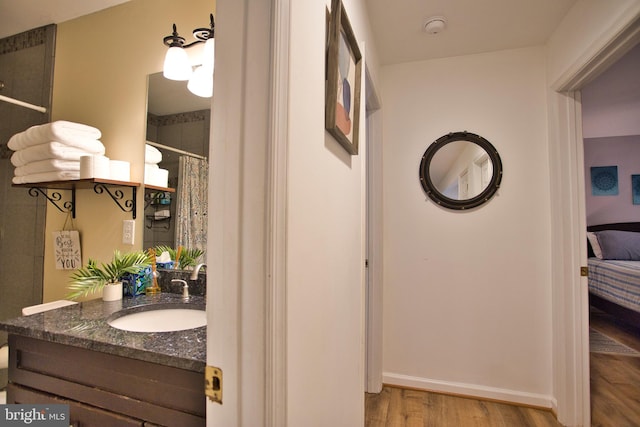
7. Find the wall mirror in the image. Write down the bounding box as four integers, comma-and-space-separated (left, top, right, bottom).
419, 131, 502, 210
144, 72, 210, 256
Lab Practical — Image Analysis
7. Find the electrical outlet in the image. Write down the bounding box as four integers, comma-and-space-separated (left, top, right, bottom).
122, 220, 135, 245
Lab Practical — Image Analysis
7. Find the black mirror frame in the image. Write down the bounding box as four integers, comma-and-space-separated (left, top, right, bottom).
419, 131, 503, 210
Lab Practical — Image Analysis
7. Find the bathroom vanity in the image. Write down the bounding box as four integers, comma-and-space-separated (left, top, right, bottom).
0, 293, 206, 426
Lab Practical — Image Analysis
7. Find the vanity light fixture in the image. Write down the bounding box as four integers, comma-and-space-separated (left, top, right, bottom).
162, 13, 215, 98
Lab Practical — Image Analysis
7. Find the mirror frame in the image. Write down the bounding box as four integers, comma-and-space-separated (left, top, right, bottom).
419, 131, 503, 210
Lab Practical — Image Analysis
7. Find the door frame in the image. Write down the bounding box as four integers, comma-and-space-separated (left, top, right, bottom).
364, 66, 383, 393
206, 0, 275, 425
549, 13, 640, 426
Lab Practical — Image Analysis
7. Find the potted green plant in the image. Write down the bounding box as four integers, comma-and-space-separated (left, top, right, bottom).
67, 250, 151, 301
153, 245, 204, 270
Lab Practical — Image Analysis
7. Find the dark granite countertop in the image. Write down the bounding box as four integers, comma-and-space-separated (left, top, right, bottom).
0, 293, 206, 372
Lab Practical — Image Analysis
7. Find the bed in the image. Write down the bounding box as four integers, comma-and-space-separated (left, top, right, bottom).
587, 222, 640, 327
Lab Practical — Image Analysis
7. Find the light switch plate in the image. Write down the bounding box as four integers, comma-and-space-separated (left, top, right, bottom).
122, 220, 135, 245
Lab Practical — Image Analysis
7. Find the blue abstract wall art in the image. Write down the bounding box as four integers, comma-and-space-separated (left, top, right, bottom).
591, 166, 619, 196
632, 175, 640, 205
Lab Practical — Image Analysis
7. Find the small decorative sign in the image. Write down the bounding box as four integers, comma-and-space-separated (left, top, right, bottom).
53, 230, 82, 270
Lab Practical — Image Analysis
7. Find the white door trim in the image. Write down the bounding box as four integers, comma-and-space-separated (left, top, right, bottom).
549, 10, 640, 426
207, 0, 273, 425
365, 66, 383, 393
266, 0, 290, 425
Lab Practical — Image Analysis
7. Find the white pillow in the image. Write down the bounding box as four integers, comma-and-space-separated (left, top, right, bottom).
587, 231, 603, 259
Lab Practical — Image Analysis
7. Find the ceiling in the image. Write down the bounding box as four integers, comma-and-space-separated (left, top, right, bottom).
0, 0, 577, 65
366, 0, 577, 65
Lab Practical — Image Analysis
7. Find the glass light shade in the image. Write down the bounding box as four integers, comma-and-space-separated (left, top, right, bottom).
187, 65, 213, 98
202, 38, 215, 70
163, 46, 192, 81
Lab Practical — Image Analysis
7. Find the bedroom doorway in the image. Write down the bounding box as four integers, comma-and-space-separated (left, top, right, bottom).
549, 12, 640, 425
580, 39, 640, 426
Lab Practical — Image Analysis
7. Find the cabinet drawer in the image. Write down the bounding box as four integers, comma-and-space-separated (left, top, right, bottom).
9, 383, 143, 427
8, 335, 205, 427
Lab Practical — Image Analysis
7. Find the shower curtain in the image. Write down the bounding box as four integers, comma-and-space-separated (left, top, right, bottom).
175, 156, 208, 260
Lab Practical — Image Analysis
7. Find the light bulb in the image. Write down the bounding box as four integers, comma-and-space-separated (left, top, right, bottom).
202, 38, 215, 70
163, 46, 192, 81
188, 65, 213, 98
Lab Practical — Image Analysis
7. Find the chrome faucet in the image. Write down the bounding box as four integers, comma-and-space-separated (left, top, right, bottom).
190, 263, 206, 280
171, 279, 189, 299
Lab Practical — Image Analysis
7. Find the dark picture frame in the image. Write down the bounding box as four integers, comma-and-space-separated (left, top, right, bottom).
325, 0, 362, 155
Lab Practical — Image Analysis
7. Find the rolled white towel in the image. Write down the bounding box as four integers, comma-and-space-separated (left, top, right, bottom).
8, 120, 102, 150
145, 166, 169, 187
12, 170, 81, 184
11, 141, 105, 167
145, 144, 163, 164
14, 159, 80, 177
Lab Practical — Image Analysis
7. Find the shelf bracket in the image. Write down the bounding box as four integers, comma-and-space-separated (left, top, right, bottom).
28, 187, 76, 218
93, 183, 137, 219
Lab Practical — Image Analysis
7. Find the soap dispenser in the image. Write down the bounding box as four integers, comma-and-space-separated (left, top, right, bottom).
145, 248, 162, 295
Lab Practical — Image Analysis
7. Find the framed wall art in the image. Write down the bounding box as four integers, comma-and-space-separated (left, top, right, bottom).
325, 0, 362, 155
591, 166, 619, 196
632, 175, 640, 205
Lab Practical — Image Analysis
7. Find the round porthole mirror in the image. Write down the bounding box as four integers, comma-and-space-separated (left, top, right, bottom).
419, 131, 503, 210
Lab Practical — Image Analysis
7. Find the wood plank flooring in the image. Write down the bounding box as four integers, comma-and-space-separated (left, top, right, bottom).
365, 307, 640, 426
589, 307, 640, 427
365, 387, 560, 427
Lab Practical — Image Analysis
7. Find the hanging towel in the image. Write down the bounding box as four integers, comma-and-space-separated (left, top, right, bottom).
14, 159, 81, 176
8, 120, 102, 150
10, 141, 106, 167
12, 170, 81, 184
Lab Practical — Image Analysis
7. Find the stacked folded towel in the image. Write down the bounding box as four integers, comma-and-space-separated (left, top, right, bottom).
9, 121, 105, 184
144, 144, 169, 188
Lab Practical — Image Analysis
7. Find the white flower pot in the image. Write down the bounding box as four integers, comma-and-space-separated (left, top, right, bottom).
102, 281, 123, 302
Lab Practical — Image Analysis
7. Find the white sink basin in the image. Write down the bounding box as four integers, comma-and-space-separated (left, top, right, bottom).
108, 306, 206, 332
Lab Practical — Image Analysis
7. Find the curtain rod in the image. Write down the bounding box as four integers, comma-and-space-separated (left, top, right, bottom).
146, 141, 207, 161
0, 94, 47, 113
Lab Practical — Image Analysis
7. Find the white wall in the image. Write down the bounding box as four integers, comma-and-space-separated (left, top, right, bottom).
381, 46, 553, 406
286, 0, 379, 425
584, 135, 640, 226
546, 0, 640, 88
581, 43, 640, 225
582, 43, 640, 138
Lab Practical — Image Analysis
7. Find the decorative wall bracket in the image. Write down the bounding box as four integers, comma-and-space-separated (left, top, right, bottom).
94, 183, 137, 219
15, 179, 140, 220
28, 187, 76, 218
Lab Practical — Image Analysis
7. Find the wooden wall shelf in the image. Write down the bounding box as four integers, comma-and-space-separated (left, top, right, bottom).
13, 178, 141, 219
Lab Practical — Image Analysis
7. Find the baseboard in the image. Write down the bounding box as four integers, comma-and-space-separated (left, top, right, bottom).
550, 397, 558, 419
383, 372, 554, 409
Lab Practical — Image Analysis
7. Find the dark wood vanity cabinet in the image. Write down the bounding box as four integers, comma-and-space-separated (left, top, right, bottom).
7, 335, 205, 427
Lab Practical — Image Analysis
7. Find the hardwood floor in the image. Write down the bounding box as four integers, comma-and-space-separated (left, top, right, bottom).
365, 387, 561, 427
589, 307, 640, 427
365, 308, 640, 427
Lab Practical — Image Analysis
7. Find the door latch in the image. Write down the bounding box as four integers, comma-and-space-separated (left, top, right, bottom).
205, 365, 223, 404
